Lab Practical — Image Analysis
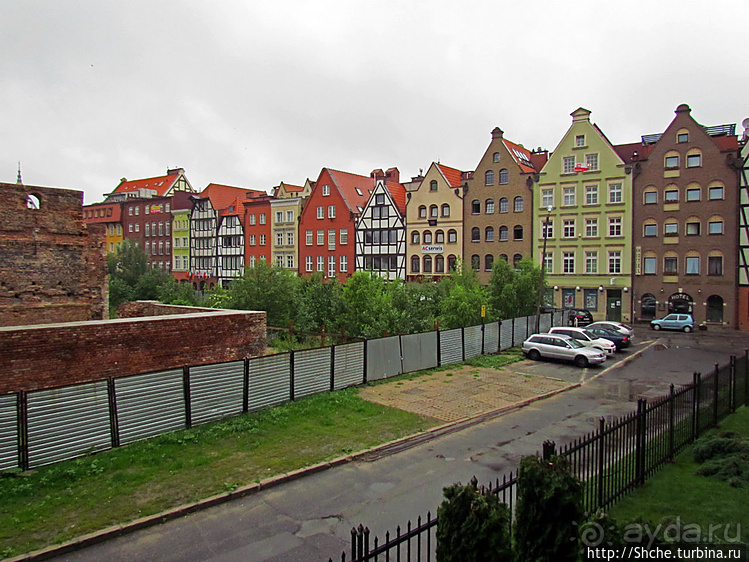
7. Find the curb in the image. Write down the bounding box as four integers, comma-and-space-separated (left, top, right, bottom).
9, 378, 581, 561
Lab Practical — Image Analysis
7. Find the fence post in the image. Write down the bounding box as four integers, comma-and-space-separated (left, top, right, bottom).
183, 366, 192, 429
17, 391, 29, 471
481, 318, 485, 356
668, 384, 675, 461
693, 372, 701, 440
363, 339, 368, 384
745, 349, 748, 407
436, 321, 442, 367
290, 350, 296, 401
242, 358, 250, 413
635, 398, 647, 485
542, 440, 556, 460
511, 317, 516, 347
597, 417, 605, 510
330, 344, 336, 392
730, 356, 737, 413
107, 377, 120, 448
461, 326, 466, 362
712, 363, 719, 427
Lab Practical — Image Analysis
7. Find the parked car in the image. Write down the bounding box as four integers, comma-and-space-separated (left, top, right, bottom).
584, 326, 631, 350
548, 327, 617, 355
522, 333, 607, 368
650, 314, 694, 332
567, 308, 593, 326
587, 321, 634, 338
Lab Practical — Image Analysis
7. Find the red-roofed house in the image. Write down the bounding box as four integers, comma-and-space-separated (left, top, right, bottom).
299, 167, 400, 282
82, 201, 122, 254
406, 162, 468, 280
106, 167, 194, 201
355, 178, 408, 280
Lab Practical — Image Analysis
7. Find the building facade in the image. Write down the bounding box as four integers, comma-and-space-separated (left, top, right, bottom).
536, 108, 634, 322
171, 206, 191, 282
631, 104, 740, 327
270, 197, 302, 273
739, 121, 749, 330
217, 199, 246, 286
243, 196, 272, 270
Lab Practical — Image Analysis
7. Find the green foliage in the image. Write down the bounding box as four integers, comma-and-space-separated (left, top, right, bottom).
693, 432, 749, 487
157, 279, 206, 307
107, 240, 171, 313
107, 239, 148, 286
514, 454, 583, 562
438, 263, 487, 329
436, 481, 513, 562
488, 259, 543, 321
295, 273, 344, 333
339, 271, 393, 337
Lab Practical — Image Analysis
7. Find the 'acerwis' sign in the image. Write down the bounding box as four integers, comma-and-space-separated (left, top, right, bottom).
421, 245, 443, 253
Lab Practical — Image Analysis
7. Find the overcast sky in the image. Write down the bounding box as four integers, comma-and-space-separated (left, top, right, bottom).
2, 1, 748, 204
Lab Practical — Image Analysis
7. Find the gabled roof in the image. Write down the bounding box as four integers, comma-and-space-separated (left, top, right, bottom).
326, 168, 376, 214
502, 139, 537, 174
386, 183, 407, 215
113, 172, 184, 197
529, 151, 549, 171
613, 142, 652, 163
436, 163, 464, 188
218, 197, 243, 217
197, 184, 266, 212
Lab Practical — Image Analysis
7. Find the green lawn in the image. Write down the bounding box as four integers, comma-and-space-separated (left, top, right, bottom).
608, 405, 749, 544
0, 388, 434, 558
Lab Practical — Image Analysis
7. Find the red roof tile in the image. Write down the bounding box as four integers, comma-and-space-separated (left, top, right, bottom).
436, 164, 464, 188
502, 139, 539, 174
613, 142, 652, 163
198, 184, 267, 212
327, 168, 376, 214
113, 174, 179, 197
529, 151, 549, 171
386, 183, 407, 215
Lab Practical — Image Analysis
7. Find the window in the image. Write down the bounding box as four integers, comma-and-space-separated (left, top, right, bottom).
485, 254, 494, 271
664, 256, 678, 274
286, 210, 294, 222
328, 205, 336, 218
499, 169, 509, 184
286, 232, 294, 245
259, 234, 266, 245
686, 153, 702, 168
543, 253, 552, 273
317, 230, 324, 245
134, 207, 139, 215
485, 199, 495, 214
563, 187, 576, 206
471, 255, 480, 271
411, 231, 420, 244
317, 256, 324, 272
145, 223, 150, 236
411, 255, 420, 273
276, 232, 284, 246
709, 186, 725, 200
340, 228, 348, 244
585, 218, 598, 237
493, 152, 500, 163
276, 255, 284, 268
708, 256, 723, 276
665, 154, 679, 169
708, 220, 724, 235
686, 221, 700, 236
430, 180, 438, 191
134, 223, 140, 232
128, 207, 133, 216
514, 197, 524, 212
665, 189, 679, 202
609, 184, 622, 204
471, 227, 480, 242
513, 254, 522, 267
686, 187, 701, 201
328, 229, 336, 249
686, 256, 700, 275
575, 134, 586, 147
542, 219, 554, 239
250, 234, 256, 246
435, 255, 445, 273
249, 214, 256, 225
429, 205, 438, 218
664, 221, 679, 236
144, 241, 150, 255
485, 170, 494, 186
306, 230, 313, 245
317, 206, 324, 219
499, 198, 509, 213
608, 217, 622, 237
424, 230, 433, 244
585, 251, 598, 274
499, 226, 509, 241
677, 132, 689, 143
563, 252, 575, 273
563, 156, 575, 173
441, 204, 450, 217
585, 153, 599, 171
585, 185, 598, 205
436, 230, 445, 243
513, 225, 523, 240
418, 206, 427, 219
472, 200, 481, 214
563, 219, 575, 238
340, 255, 348, 272
286, 255, 294, 269
542, 189, 553, 208
448, 229, 457, 243
644, 191, 657, 204
259, 214, 266, 225
328, 256, 336, 277
608, 251, 621, 274
275, 211, 283, 224
485, 227, 494, 242
643, 256, 656, 275
644, 223, 657, 237
322, 184, 330, 196
423, 256, 432, 273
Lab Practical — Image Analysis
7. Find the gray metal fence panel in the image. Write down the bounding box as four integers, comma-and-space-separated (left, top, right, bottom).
27, 382, 111, 468
366, 336, 402, 381
484, 321, 500, 354
539, 313, 552, 333
464, 325, 483, 360
294, 347, 332, 399
333, 342, 364, 390
513, 317, 528, 345
439, 329, 463, 365
401, 332, 438, 374
0, 394, 18, 471
499, 321, 514, 350
248, 353, 291, 411
116, 369, 185, 445
189, 361, 244, 426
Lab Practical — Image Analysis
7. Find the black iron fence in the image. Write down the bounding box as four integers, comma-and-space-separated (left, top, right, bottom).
331, 352, 749, 561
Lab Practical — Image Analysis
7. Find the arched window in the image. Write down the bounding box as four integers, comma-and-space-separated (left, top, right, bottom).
435, 255, 445, 273
499, 197, 509, 213
447, 254, 457, 271
500, 254, 508, 262
485, 254, 494, 271
706, 295, 724, 323
411, 231, 420, 244
499, 169, 509, 184
423, 230, 433, 244
514, 196, 524, 212
485, 170, 494, 186
513, 254, 522, 267
471, 227, 480, 242
485, 226, 494, 242
641, 293, 656, 320
423, 255, 433, 273
411, 255, 420, 273
513, 225, 523, 240
493, 152, 500, 163
441, 204, 450, 217
499, 226, 509, 241
435, 230, 445, 243
429, 205, 438, 218
664, 150, 679, 169
472, 199, 481, 214
26, 193, 40, 209
471, 254, 480, 270
485, 199, 495, 214
418, 205, 427, 219
447, 229, 457, 243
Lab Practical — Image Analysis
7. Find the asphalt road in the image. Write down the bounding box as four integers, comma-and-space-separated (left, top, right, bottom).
53, 328, 749, 562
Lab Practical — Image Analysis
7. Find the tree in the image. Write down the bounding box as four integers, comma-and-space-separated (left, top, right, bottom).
295, 273, 344, 333
107, 239, 148, 287
339, 271, 393, 337
488, 259, 543, 320
386, 280, 438, 335
438, 263, 488, 329
107, 240, 171, 313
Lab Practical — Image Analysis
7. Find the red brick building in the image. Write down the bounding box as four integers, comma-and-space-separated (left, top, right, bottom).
243, 195, 273, 269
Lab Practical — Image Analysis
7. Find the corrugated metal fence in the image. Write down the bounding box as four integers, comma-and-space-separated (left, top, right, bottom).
1, 311, 566, 471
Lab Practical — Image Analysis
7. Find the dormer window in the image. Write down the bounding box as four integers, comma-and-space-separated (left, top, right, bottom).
355, 188, 363, 196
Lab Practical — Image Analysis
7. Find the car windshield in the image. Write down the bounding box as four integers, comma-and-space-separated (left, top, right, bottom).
567, 339, 585, 349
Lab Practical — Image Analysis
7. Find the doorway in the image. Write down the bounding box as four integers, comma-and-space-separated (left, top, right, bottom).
607, 289, 622, 322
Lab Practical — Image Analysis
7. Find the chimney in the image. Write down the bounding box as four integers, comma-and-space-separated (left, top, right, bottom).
491, 127, 504, 140
167, 167, 185, 176
385, 167, 400, 183
370, 168, 385, 180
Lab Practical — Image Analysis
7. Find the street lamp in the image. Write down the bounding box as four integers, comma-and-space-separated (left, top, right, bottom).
535, 205, 553, 333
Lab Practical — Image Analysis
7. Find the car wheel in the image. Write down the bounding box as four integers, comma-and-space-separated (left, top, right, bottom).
528, 349, 541, 361
574, 355, 588, 368
652, 324, 661, 331
683, 325, 692, 333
